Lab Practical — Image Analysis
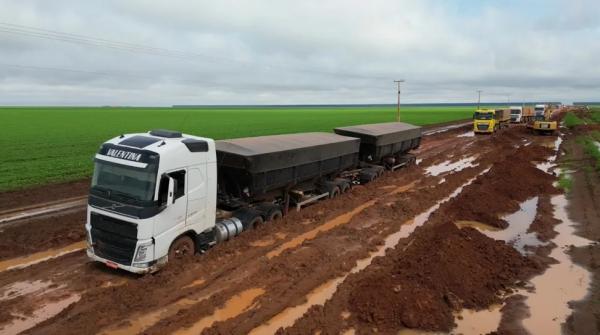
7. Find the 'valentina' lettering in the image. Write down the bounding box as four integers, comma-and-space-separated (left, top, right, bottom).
106, 149, 142, 161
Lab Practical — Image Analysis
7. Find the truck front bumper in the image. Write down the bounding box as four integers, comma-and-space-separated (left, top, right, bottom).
86, 248, 167, 274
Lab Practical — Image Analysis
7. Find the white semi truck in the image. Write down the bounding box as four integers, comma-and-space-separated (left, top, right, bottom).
509, 106, 523, 123
86, 124, 421, 274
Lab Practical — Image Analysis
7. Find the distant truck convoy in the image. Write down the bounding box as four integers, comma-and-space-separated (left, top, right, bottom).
86, 123, 421, 273
473, 109, 511, 134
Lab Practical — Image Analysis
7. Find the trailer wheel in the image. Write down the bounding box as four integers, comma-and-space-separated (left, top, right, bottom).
168, 235, 195, 260
359, 170, 377, 184
267, 209, 283, 222
338, 181, 351, 193
329, 186, 341, 198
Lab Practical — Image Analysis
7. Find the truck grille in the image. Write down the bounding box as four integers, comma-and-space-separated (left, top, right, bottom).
90, 213, 137, 265
477, 124, 489, 130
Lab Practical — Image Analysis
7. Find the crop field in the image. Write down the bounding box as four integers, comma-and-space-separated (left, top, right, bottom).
0, 105, 473, 191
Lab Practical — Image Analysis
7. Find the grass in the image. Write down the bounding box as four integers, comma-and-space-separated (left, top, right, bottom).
0, 105, 474, 191
564, 112, 585, 128
557, 172, 573, 192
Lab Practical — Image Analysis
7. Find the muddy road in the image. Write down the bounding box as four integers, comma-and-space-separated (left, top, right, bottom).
0, 120, 596, 335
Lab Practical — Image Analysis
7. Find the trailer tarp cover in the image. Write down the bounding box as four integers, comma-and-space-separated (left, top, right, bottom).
333, 122, 422, 146
216, 132, 360, 173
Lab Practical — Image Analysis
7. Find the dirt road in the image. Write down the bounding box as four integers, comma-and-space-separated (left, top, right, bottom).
0, 121, 596, 335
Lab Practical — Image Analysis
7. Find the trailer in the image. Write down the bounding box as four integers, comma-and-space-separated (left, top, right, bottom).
473, 109, 510, 134
85, 124, 421, 274
334, 122, 421, 170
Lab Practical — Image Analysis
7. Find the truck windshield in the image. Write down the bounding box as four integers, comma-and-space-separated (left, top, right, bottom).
474, 112, 493, 120
91, 161, 157, 203
510, 110, 520, 114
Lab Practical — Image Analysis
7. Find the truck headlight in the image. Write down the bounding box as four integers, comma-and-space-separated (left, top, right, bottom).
134, 241, 154, 263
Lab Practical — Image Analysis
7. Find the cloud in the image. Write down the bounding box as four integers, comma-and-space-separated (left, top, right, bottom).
0, 0, 598, 105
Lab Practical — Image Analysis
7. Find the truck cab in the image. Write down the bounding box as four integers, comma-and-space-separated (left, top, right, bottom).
473, 109, 496, 134
534, 104, 547, 118
509, 106, 523, 123
86, 129, 217, 273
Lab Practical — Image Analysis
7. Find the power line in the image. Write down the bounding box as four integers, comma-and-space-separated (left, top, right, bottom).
0, 21, 390, 82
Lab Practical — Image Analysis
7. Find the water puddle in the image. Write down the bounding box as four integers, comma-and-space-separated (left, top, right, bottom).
267, 183, 414, 259
519, 195, 592, 334
0, 294, 80, 335
415, 158, 423, 165
0, 280, 53, 301
183, 279, 206, 289
0, 241, 86, 272
249, 239, 275, 247
457, 197, 546, 254
457, 131, 475, 138
536, 162, 556, 174
453, 305, 503, 334
250, 171, 488, 334
425, 157, 477, 177
173, 288, 265, 335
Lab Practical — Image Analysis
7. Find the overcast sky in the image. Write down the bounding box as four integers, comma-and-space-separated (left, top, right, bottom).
0, 0, 598, 106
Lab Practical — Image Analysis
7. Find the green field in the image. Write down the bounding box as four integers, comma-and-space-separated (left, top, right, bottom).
0, 105, 474, 191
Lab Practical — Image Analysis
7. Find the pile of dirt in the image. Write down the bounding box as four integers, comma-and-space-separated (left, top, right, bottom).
431, 144, 559, 228
347, 222, 539, 333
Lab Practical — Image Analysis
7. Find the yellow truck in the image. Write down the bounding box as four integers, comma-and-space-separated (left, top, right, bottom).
473, 109, 511, 134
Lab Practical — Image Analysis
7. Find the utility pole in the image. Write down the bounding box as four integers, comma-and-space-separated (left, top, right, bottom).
477, 90, 482, 109
394, 80, 405, 122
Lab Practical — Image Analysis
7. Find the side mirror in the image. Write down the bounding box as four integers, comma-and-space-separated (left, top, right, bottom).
167, 176, 176, 205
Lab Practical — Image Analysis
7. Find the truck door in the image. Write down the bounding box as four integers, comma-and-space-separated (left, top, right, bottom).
186, 165, 207, 228
155, 169, 188, 237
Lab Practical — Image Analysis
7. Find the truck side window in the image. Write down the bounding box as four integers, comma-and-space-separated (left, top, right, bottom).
169, 170, 186, 199
158, 176, 169, 206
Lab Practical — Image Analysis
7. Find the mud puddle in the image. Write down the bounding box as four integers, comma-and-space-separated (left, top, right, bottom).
173, 288, 265, 335
519, 195, 592, 334
0, 280, 53, 301
0, 241, 86, 272
0, 294, 80, 335
251, 172, 488, 334
457, 131, 474, 138
425, 157, 477, 177
456, 197, 546, 254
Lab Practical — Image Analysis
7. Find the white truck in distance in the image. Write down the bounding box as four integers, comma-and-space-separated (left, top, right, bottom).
86, 125, 422, 274
509, 106, 523, 123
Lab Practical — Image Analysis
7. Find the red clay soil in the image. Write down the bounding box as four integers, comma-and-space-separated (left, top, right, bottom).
0, 209, 86, 260
429, 143, 559, 229
0, 179, 89, 212
346, 223, 539, 333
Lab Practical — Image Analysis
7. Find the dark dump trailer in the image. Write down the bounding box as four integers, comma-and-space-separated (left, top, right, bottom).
334, 122, 422, 169
216, 132, 360, 212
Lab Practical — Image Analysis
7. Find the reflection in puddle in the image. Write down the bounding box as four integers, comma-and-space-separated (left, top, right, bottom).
520, 195, 592, 334
458, 197, 546, 254
267, 183, 414, 259
174, 288, 264, 335
0, 241, 86, 272
425, 157, 477, 177
250, 171, 489, 334
0, 294, 80, 335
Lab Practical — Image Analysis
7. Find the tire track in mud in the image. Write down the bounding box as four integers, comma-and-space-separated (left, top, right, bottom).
0, 124, 481, 335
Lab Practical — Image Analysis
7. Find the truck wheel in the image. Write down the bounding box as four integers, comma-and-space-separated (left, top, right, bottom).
169, 235, 195, 260
329, 186, 341, 198
233, 209, 264, 230
267, 209, 283, 221
359, 170, 377, 184
338, 181, 351, 193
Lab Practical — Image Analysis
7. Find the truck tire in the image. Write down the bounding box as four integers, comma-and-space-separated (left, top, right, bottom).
329, 186, 340, 198
169, 235, 195, 260
255, 203, 283, 222
335, 179, 351, 193
233, 209, 264, 230
359, 169, 377, 184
